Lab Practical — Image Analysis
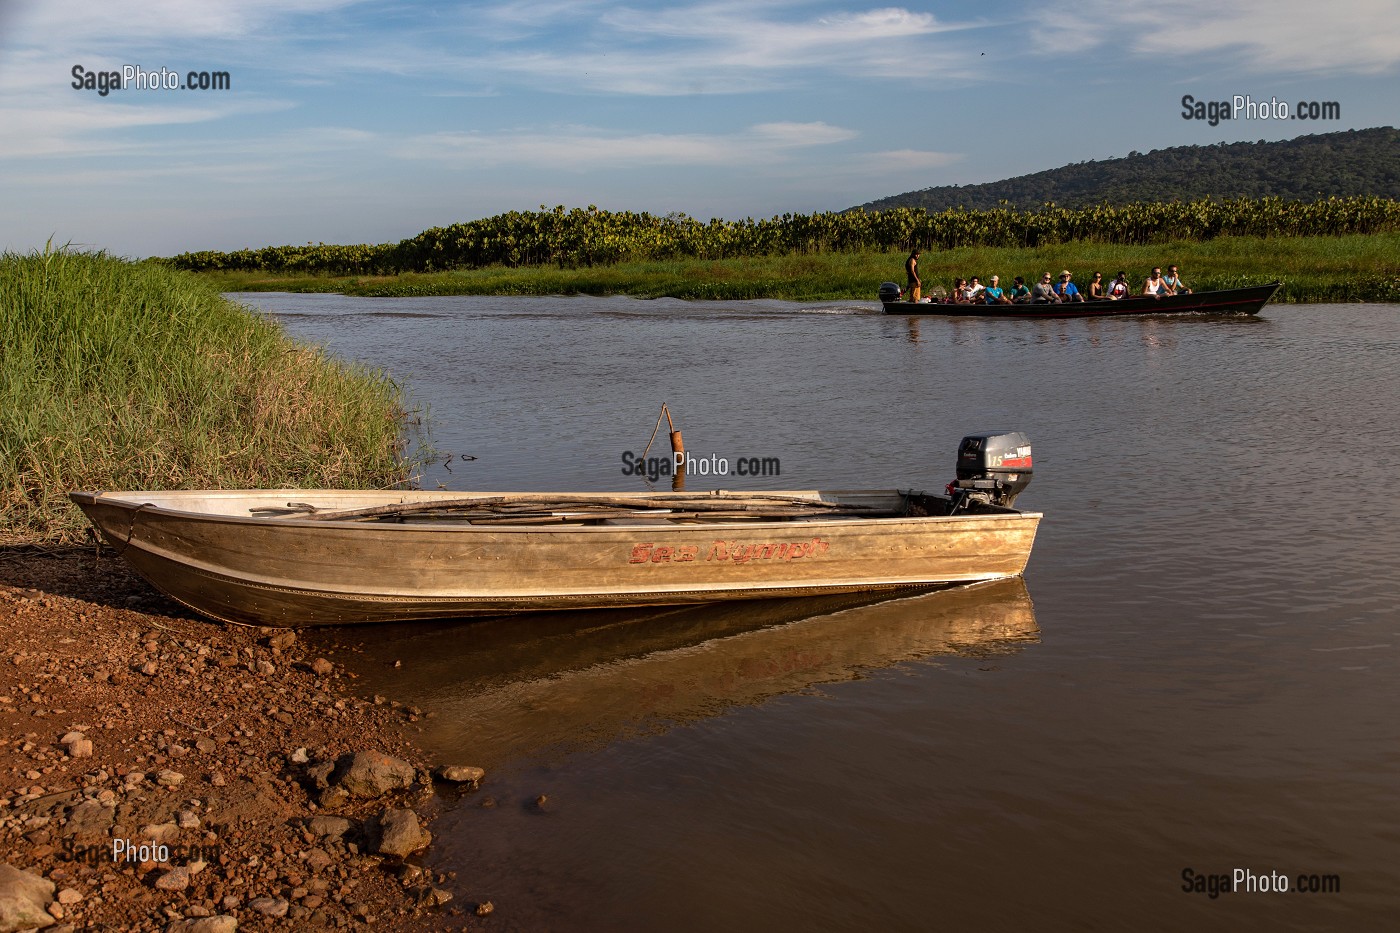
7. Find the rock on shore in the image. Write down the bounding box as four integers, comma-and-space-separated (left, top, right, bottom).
0, 549, 471, 931
0, 861, 55, 931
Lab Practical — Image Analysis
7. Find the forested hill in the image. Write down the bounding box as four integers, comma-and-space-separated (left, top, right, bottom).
858, 128, 1400, 212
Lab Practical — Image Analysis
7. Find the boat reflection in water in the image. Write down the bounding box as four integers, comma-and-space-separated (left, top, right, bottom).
326, 578, 1038, 767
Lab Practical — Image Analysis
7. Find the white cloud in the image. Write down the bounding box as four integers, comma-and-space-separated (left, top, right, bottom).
2, 124, 373, 186
4, 0, 359, 45
1060, 0, 1400, 75
2, 2, 990, 100
396, 121, 859, 169
859, 149, 963, 173
465, 0, 615, 41
748, 121, 859, 147
602, 2, 947, 45
466, 1, 986, 94
0, 96, 297, 159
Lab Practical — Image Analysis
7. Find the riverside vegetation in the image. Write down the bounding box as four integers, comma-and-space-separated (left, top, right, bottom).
1, 249, 475, 930
173, 199, 1400, 304
1, 247, 421, 544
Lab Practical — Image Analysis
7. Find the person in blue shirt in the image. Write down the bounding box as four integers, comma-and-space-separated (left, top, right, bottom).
983, 275, 1011, 304
1164, 265, 1191, 294
1054, 270, 1085, 302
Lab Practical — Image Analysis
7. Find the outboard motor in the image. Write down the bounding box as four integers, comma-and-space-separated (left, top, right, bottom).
878, 281, 903, 304
948, 432, 1032, 510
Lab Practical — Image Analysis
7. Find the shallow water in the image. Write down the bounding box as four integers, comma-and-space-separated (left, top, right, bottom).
235, 293, 1400, 930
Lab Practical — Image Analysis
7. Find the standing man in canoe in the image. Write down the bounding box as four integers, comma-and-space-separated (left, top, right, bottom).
906, 249, 922, 302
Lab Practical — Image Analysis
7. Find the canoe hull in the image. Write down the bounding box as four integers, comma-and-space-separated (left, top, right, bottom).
882, 281, 1281, 317
70, 489, 1041, 627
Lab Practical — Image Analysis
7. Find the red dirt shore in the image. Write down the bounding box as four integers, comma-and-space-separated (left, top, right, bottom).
0, 545, 484, 932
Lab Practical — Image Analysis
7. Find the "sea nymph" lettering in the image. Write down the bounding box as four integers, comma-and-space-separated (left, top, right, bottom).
629, 538, 830, 564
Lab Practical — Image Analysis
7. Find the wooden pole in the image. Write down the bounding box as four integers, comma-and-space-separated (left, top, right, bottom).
664, 404, 685, 490
663, 404, 684, 457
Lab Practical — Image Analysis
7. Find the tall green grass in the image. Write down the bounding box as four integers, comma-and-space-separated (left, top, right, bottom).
1, 247, 421, 543
202, 233, 1400, 303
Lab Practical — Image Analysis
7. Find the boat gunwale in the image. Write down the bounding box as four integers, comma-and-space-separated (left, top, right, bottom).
70, 490, 1042, 532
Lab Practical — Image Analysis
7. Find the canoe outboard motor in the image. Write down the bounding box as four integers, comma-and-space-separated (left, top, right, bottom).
878, 281, 903, 304
949, 432, 1032, 510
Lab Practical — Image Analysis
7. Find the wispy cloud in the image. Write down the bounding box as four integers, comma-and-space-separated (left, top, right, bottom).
466, 1, 986, 93
0, 95, 295, 159
396, 121, 859, 169
5, 0, 359, 45
857, 149, 964, 173
0, 7, 315, 159
1059, 0, 1400, 75
2, 124, 378, 188
601, 2, 947, 45
4, 2, 991, 101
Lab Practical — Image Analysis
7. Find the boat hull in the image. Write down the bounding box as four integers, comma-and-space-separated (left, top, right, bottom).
70, 489, 1041, 627
882, 281, 1281, 317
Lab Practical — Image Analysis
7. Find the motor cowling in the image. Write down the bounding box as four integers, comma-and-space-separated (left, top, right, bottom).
950, 432, 1032, 509
878, 281, 903, 304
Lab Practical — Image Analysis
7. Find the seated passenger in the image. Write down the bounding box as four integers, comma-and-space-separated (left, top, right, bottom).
1054, 270, 1084, 302
1107, 271, 1131, 299
1031, 273, 1062, 303
1087, 272, 1105, 300
948, 278, 970, 303
1142, 267, 1170, 296
1007, 276, 1032, 302
983, 275, 1011, 304
965, 276, 985, 302
1164, 265, 1192, 294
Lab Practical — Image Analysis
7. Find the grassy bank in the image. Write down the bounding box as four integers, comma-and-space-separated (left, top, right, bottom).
1, 247, 420, 543
198, 233, 1400, 303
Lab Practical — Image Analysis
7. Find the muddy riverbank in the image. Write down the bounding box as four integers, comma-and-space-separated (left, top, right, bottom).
0, 546, 486, 932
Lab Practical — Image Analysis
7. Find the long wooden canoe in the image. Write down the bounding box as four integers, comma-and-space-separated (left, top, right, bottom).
881, 281, 1281, 317
69, 488, 1041, 627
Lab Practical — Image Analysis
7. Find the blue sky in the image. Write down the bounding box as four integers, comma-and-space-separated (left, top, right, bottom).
1, 0, 1397, 257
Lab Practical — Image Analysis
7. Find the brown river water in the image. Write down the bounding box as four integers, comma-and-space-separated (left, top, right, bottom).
236, 293, 1400, 931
